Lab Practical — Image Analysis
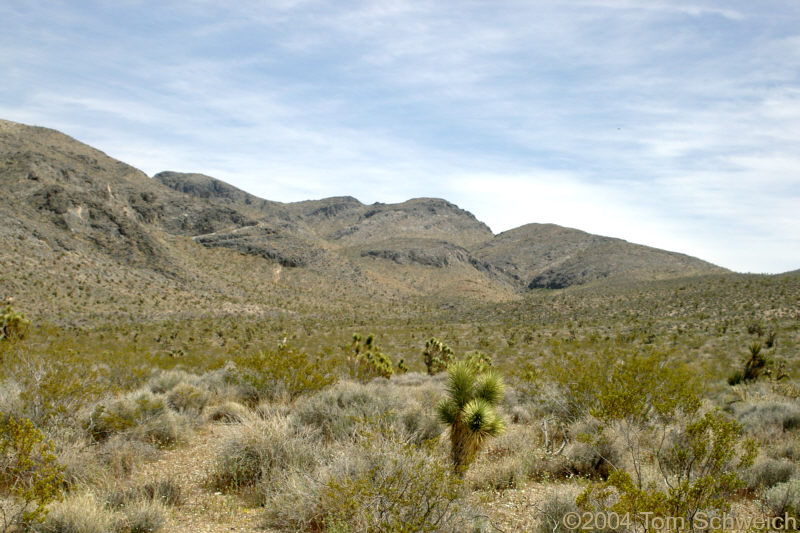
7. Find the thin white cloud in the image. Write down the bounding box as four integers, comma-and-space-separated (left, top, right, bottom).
2, 0, 799, 272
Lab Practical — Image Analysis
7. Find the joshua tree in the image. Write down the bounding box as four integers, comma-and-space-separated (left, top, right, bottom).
351, 333, 393, 380
437, 360, 505, 475
423, 337, 454, 375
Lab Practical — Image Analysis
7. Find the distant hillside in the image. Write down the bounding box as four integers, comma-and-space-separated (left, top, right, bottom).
473, 223, 725, 289
0, 118, 728, 321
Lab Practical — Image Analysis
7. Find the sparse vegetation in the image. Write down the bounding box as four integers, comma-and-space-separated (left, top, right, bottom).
0, 119, 798, 531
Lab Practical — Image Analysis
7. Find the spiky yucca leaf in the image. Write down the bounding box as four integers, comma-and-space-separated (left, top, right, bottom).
462, 399, 505, 442
473, 371, 504, 406
436, 398, 460, 426
445, 360, 476, 409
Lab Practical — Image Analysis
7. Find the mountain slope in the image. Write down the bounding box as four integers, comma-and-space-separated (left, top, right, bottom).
1, 118, 730, 322
473, 223, 726, 289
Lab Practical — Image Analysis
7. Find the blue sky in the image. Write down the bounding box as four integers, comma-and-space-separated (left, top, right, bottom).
2, 1, 799, 273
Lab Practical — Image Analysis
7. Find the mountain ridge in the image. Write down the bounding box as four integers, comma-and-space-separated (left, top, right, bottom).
0, 118, 730, 320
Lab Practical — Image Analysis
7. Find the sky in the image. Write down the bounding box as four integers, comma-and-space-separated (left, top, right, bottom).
2, 1, 799, 273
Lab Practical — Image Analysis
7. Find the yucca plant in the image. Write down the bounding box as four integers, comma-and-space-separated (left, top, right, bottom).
437, 360, 505, 475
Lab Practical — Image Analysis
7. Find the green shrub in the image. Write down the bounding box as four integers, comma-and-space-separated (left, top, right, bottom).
0, 413, 64, 530
578, 411, 757, 532
462, 351, 492, 374
232, 347, 336, 401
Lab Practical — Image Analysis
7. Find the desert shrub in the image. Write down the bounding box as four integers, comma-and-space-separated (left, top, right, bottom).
468, 453, 536, 491
146, 370, 200, 394
423, 337, 454, 375
744, 456, 796, 490
232, 347, 336, 402
0, 381, 26, 426
166, 382, 209, 415
579, 411, 757, 532
764, 478, 800, 519
0, 302, 30, 342
205, 401, 248, 423
0, 413, 64, 530
735, 400, 800, 436
96, 436, 158, 480
208, 415, 316, 494
534, 485, 583, 533
294, 380, 403, 442
121, 498, 166, 533
266, 438, 475, 532
85, 390, 187, 447
38, 491, 118, 533
468, 424, 540, 489
398, 400, 442, 444
139, 478, 182, 507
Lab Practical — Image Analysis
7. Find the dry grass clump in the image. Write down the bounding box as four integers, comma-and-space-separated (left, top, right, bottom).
265, 436, 481, 532
106, 478, 183, 510
207, 414, 317, 497
96, 436, 159, 480
532, 484, 583, 533
763, 478, 800, 518
744, 456, 797, 490
204, 401, 248, 423
147, 370, 201, 394
166, 383, 209, 415
38, 491, 120, 533
734, 399, 800, 437
84, 389, 190, 447
120, 498, 167, 533
293, 380, 404, 442
467, 424, 541, 490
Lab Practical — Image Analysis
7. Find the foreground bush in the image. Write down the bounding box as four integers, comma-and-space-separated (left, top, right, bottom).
208, 414, 316, 495
764, 478, 800, 519
0, 413, 64, 531
265, 437, 478, 532
37, 491, 118, 533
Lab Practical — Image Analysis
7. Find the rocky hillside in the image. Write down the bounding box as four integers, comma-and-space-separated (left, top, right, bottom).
0, 118, 728, 321
473, 223, 724, 289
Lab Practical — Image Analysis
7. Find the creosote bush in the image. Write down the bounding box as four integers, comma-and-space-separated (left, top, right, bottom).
0, 412, 64, 531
